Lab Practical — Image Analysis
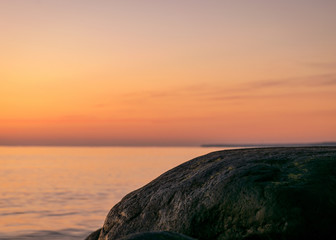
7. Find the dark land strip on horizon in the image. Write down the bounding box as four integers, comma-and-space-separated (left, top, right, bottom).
201, 142, 336, 148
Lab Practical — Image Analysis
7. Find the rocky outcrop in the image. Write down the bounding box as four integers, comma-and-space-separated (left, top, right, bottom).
86, 147, 336, 240
86, 228, 102, 240
118, 231, 196, 240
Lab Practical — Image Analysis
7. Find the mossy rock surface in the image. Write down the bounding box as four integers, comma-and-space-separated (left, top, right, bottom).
86, 147, 336, 240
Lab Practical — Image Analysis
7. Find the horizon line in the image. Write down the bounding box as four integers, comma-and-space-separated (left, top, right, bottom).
0, 141, 335, 148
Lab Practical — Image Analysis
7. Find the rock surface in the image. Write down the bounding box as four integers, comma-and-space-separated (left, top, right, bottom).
117, 231, 196, 240
86, 147, 336, 240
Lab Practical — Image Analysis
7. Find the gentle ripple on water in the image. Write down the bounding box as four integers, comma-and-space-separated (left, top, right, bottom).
0, 146, 230, 239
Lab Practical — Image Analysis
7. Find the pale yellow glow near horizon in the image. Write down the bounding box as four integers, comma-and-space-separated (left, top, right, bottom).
1, 1, 336, 145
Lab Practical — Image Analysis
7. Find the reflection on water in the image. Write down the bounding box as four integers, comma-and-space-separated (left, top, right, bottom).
0, 146, 230, 239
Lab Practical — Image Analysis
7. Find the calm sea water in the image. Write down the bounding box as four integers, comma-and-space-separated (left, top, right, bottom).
0, 146, 233, 240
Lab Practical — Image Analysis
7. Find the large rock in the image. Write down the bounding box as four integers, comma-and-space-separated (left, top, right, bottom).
86, 231, 195, 240
87, 147, 336, 240
118, 231, 196, 240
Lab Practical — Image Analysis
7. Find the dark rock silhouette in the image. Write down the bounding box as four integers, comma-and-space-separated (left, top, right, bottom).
86, 228, 102, 240
117, 231, 196, 240
86, 147, 336, 240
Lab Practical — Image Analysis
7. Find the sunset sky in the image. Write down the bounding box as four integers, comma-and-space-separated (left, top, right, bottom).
1, 0, 336, 146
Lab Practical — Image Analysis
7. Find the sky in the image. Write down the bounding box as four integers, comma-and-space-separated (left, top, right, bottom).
1, 0, 336, 146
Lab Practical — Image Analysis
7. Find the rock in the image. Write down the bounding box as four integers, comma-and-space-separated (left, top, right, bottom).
86, 230, 195, 240
117, 231, 196, 240
85, 228, 102, 240
87, 147, 336, 240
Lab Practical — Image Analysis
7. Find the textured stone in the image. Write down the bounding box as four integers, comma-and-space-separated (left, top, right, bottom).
117, 231, 196, 240
85, 228, 102, 240
86, 147, 336, 240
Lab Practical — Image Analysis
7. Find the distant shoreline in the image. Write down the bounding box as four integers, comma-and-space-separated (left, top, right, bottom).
201, 142, 336, 148
0, 142, 335, 148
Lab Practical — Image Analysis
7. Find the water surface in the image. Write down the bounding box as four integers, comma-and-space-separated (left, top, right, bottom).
0, 146, 232, 239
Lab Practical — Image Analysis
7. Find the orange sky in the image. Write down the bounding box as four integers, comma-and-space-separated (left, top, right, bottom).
1, 0, 336, 146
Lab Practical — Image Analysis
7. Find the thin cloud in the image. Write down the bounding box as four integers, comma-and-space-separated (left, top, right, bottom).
95, 73, 336, 108
305, 77, 336, 87
304, 61, 336, 70
248, 74, 336, 89
208, 93, 289, 102
249, 80, 289, 88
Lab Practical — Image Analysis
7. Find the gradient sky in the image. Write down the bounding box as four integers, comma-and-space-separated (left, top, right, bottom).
1, 0, 336, 146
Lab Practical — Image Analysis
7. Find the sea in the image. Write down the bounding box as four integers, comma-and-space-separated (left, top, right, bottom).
0, 146, 234, 240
